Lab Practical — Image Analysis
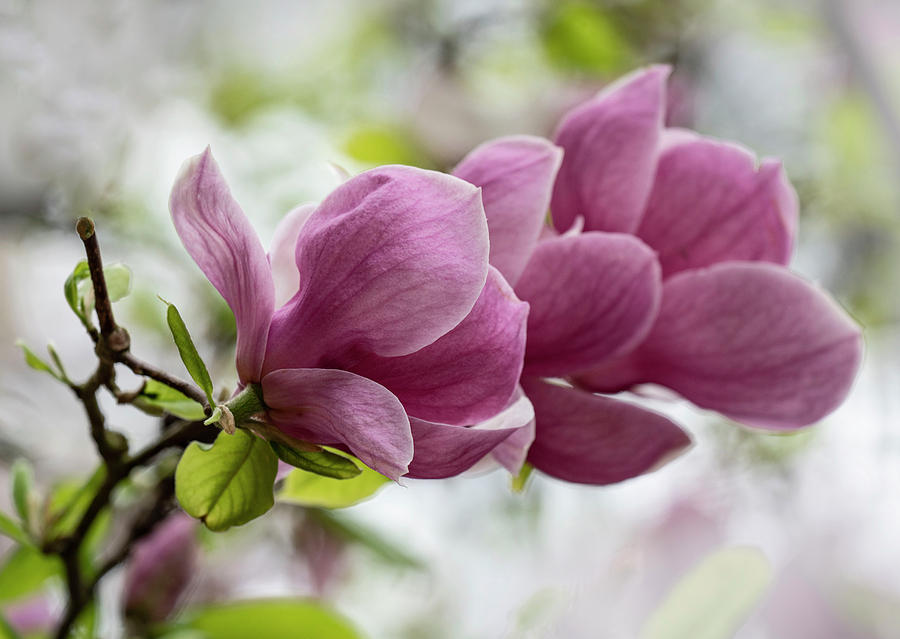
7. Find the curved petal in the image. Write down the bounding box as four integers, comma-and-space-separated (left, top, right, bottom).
407, 390, 535, 479
264, 166, 488, 371
261, 368, 413, 480
349, 267, 528, 426
453, 136, 563, 285
516, 232, 661, 377
620, 263, 862, 429
551, 66, 668, 234
406, 420, 518, 480
636, 129, 798, 278
487, 389, 536, 474
169, 148, 274, 383
269, 203, 316, 307
522, 377, 690, 485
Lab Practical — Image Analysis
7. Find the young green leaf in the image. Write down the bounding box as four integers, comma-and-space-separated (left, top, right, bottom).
0, 512, 30, 547
0, 546, 61, 603
10, 460, 33, 533
65, 261, 133, 327
175, 430, 278, 532
134, 379, 207, 421
639, 546, 773, 639
270, 443, 361, 479
44, 468, 107, 542
64, 260, 92, 324
163, 301, 215, 405
278, 460, 389, 509
15, 341, 62, 381
177, 599, 362, 639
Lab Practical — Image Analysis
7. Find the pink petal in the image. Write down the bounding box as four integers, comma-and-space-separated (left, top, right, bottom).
636, 129, 798, 278
616, 263, 862, 429
453, 136, 563, 285
348, 267, 528, 426
550, 66, 668, 234
263, 166, 488, 371
269, 203, 316, 307
261, 368, 413, 480
522, 377, 690, 485
405, 419, 519, 479
516, 232, 661, 377
169, 148, 274, 383
487, 389, 536, 474
406, 390, 535, 479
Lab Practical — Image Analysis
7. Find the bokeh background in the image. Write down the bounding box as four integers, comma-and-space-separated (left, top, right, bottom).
2, 0, 899, 637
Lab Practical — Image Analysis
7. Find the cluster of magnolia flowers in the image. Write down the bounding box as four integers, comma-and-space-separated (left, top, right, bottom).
171, 66, 862, 486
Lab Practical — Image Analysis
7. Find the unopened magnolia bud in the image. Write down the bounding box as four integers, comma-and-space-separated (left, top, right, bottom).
123, 512, 198, 624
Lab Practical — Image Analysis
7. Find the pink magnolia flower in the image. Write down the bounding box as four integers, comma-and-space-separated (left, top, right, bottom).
453, 66, 862, 485
171, 149, 529, 480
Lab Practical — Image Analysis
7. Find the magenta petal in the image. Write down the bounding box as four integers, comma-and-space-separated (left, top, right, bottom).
170, 149, 274, 383
405, 418, 519, 479
269, 203, 316, 307
453, 136, 563, 285
348, 267, 528, 426
522, 377, 690, 485
516, 232, 661, 377
551, 66, 668, 234
261, 368, 413, 480
636, 129, 798, 278
406, 390, 535, 479
264, 166, 488, 371
634, 262, 862, 429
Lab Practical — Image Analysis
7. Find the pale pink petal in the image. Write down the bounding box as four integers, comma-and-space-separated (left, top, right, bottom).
636, 129, 798, 277
348, 267, 528, 426
522, 377, 690, 485
170, 148, 275, 383
264, 166, 488, 371
551, 66, 668, 234
453, 136, 563, 285
269, 203, 316, 307
620, 263, 862, 429
516, 232, 661, 377
261, 368, 413, 480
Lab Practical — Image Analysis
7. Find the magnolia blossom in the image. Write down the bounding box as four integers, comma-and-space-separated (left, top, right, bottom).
453, 66, 862, 485
171, 149, 529, 480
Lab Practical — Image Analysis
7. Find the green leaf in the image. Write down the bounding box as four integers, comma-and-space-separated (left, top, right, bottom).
15, 341, 61, 381
164, 302, 215, 406
44, 468, 106, 542
179, 599, 362, 639
101, 262, 132, 302
65, 261, 133, 327
64, 260, 92, 324
308, 509, 421, 569
542, 2, 633, 74
640, 546, 773, 639
0, 546, 61, 603
135, 379, 207, 421
0, 512, 30, 547
278, 460, 389, 509
270, 443, 361, 480
10, 460, 33, 533
175, 430, 278, 532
